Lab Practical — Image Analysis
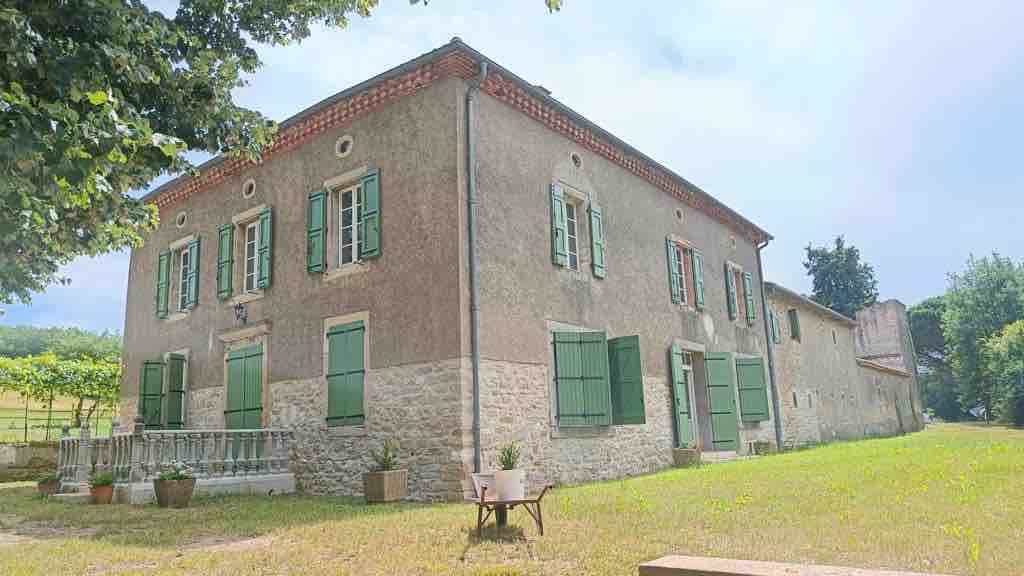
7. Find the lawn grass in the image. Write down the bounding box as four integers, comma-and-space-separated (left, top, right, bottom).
1, 424, 1022, 575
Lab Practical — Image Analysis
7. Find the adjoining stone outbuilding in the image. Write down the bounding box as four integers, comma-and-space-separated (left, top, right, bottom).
765, 282, 922, 449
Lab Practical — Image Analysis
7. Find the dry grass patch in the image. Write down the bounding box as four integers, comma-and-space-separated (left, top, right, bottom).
1, 424, 1022, 575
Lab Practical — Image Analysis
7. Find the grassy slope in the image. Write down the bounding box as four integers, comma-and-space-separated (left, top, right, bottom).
0, 424, 1021, 575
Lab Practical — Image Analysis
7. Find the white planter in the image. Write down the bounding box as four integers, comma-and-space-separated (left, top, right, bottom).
494, 468, 526, 500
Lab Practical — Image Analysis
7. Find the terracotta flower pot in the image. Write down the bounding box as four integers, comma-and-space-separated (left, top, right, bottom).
37, 480, 60, 497
90, 484, 114, 505
363, 469, 408, 503
153, 478, 196, 508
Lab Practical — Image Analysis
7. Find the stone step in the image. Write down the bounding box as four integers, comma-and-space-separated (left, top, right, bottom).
51, 492, 92, 504
700, 451, 739, 463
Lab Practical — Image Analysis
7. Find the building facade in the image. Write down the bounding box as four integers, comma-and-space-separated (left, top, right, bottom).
765, 283, 923, 448
119, 40, 782, 501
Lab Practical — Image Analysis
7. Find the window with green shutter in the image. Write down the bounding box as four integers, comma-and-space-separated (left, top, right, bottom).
156, 250, 170, 318
258, 207, 273, 288
589, 203, 606, 279
166, 354, 186, 430
553, 331, 611, 427
608, 335, 644, 425
217, 224, 234, 299
550, 183, 568, 267
139, 360, 165, 429
725, 263, 737, 320
788, 308, 801, 341
736, 357, 770, 422
359, 169, 381, 259
743, 271, 756, 325
326, 321, 366, 426
770, 312, 781, 344
225, 344, 263, 430
307, 189, 327, 273
691, 249, 705, 310
669, 344, 694, 447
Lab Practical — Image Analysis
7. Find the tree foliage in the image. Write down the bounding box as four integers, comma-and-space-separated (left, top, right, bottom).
982, 320, 1024, 425
0, 0, 560, 304
943, 253, 1024, 419
908, 296, 964, 420
0, 324, 121, 361
803, 236, 879, 318
0, 353, 120, 426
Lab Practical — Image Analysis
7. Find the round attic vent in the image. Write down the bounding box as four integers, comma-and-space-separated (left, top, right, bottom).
335, 134, 354, 158
175, 212, 187, 228
242, 178, 256, 199
570, 152, 582, 169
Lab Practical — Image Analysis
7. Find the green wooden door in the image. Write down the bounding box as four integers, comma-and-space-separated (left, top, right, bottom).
669, 345, 694, 447
140, 360, 165, 429
225, 344, 263, 430
704, 352, 739, 451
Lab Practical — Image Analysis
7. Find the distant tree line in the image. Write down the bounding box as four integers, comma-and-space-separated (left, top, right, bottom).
0, 325, 121, 427
908, 254, 1024, 425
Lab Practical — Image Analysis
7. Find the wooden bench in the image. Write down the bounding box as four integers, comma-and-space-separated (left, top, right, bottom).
470, 475, 552, 538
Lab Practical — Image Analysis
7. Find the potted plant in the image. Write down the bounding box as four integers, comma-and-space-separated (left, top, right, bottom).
89, 471, 114, 505
363, 439, 408, 503
153, 462, 196, 508
36, 472, 61, 497
494, 441, 525, 500
672, 442, 700, 468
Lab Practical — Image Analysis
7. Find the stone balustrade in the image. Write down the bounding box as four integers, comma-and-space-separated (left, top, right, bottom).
57, 420, 293, 494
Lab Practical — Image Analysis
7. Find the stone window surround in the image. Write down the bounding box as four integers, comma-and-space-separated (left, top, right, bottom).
322, 164, 371, 284
163, 233, 196, 323
555, 181, 590, 278
217, 321, 272, 429
667, 234, 699, 312
725, 259, 748, 325
546, 319, 618, 439
227, 204, 268, 306
322, 310, 370, 437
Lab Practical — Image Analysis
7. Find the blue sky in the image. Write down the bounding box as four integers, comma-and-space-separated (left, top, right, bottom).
4, 0, 1023, 333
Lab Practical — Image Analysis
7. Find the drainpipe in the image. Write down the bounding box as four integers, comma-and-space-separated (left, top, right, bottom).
467, 60, 488, 473
756, 240, 784, 450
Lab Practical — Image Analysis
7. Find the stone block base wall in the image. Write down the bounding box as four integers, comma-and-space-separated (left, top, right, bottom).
269, 358, 467, 501
0, 442, 58, 482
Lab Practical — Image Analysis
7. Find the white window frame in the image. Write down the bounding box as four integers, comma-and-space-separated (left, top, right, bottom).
565, 200, 580, 270
675, 243, 689, 306
177, 248, 190, 312
337, 184, 361, 267
244, 220, 260, 293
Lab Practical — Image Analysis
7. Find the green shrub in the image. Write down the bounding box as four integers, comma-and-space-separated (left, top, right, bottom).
89, 471, 114, 487
36, 472, 59, 484
497, 441, 522, 471
371, 439, 400, 472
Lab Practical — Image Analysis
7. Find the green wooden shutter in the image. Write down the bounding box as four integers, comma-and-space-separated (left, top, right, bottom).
307, 190, 326, 273
691, 250, 705, 310
736, 357, 770, 422
166, 354, 186, 430
608, 335, 644, 425
185, 237, 200, 309
589, 203, 606, 279
550, 183, 568, 267
226, 344, 263, 430
258, 207, 273, 288
743, 271, 756, 325
156, 250, 170, 318
217, 224, 234, 299
359, 169, 381, 259
553, 331, 610, 427
788, 309, 801, 341
669, 344, 693, 446
725, 263, 737, 320
705, 352, 739, 451
666, 239, 681, 304
327, 321, 366, 426
139, 360, 165, 429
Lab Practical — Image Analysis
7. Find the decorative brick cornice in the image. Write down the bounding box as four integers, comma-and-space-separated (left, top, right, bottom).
152, 51, 478, 211
481, 71, 769, 245
151, 43, 770, 245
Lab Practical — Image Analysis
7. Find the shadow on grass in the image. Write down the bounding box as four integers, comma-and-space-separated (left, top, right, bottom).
0, 485, 447, 550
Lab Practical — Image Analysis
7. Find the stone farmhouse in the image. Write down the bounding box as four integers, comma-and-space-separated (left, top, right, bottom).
109, 39, 921, 502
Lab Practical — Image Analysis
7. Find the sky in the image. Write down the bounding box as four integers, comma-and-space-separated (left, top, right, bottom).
4, 0, 1023, 333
